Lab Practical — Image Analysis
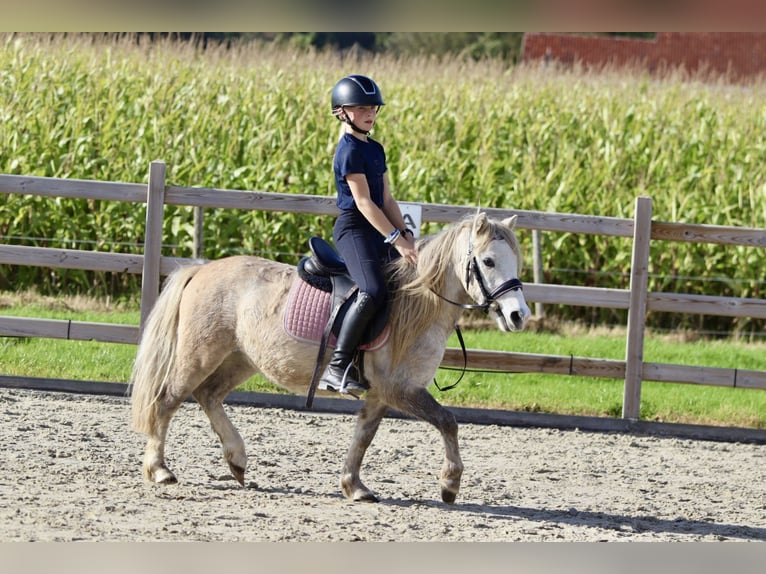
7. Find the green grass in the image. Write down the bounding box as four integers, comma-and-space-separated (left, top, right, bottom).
1, 291, 764, 429
1, 337, 137, 382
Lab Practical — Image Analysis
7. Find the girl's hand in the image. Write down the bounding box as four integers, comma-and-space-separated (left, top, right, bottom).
396, 235, 418, 265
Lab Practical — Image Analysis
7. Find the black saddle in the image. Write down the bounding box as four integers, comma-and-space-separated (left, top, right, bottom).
304, 236, 348, 277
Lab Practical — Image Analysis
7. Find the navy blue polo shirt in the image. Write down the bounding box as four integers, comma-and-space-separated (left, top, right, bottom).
333, 133, 387, 211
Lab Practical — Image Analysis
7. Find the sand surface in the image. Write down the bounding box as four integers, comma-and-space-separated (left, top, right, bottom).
2, 387, 765, 542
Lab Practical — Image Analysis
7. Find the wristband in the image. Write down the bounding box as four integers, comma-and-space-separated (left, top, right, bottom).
401, 228, 414, 237
384, 229, 401, 244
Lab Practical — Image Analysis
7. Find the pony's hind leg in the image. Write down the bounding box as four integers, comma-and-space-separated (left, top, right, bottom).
389, 387, 463, 504
140, 338, 241, 485
142, 400, 181, 484
340, 395, 389, 502
192, 351, 257, 486
141, 383, 193, 484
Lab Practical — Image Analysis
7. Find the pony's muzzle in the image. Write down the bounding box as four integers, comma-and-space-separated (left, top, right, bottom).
510, 310, 527, 330
496, 295, 530, 332
492, 304, 528, 332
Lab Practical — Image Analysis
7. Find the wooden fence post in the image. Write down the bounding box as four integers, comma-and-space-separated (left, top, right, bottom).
532, 229, 545, 319
139, 161, 167, 338
622, 196, 653, 420
193, 205, 204, 259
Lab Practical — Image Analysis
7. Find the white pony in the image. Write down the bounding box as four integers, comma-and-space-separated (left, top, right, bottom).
130, 212, 529, 504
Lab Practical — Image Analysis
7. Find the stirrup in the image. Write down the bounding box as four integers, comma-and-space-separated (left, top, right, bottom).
318, 363, 368, 394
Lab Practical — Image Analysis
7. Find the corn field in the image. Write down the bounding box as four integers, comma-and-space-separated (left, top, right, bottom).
1, 33, 764, 335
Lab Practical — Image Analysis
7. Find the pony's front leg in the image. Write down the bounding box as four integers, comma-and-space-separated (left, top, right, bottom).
391, 387, 463, 504
341, 396, 389, 502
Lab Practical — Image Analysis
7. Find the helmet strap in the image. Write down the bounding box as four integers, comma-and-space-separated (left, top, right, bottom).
339, 107, 370, 136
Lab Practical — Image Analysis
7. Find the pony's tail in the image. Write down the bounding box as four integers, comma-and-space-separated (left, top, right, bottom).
129, 263, 203, 435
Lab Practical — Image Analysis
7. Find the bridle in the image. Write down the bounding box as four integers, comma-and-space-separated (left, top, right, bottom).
430, 235, 524, 313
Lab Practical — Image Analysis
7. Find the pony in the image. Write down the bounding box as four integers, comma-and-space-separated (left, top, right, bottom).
130, 211, 530, 504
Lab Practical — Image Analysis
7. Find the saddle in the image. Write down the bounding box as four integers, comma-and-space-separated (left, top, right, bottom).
284, 237, 390, 350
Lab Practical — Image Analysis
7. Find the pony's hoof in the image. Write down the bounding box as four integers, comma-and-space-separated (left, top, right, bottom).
341, 475, 379, 502
353, 490, 379, 503
441, 488, 458, 505
151, 467, 178, 485
440, 473, 461, 504
229, 463, 246, 486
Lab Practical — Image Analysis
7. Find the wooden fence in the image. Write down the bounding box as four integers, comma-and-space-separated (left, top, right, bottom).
1, 160, 765, 421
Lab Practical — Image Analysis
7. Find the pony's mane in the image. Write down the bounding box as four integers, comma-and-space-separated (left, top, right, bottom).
385, 212, 522, 368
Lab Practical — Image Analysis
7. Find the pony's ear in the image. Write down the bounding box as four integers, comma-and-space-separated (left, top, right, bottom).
502, 215, 518, 229
473, 211, 489, 234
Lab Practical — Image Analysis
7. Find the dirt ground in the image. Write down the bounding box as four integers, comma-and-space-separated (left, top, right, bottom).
2, 387, 766, 542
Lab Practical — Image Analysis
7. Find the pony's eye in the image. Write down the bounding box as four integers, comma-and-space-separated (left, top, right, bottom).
482, 257, 495, 268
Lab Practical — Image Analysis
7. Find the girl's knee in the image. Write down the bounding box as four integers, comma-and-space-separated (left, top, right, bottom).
359, 289, 386, 309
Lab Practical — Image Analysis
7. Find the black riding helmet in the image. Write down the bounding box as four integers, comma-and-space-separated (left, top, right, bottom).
331, 75, 385, 135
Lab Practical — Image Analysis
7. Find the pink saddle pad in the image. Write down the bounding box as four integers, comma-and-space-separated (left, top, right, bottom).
283, 277, 389, 351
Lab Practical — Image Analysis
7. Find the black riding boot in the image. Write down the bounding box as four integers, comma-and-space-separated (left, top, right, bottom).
318, 292, 377, 393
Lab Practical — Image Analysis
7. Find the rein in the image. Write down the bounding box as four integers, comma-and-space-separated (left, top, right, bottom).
433, 324, 467, 392
428, 243, 524, 392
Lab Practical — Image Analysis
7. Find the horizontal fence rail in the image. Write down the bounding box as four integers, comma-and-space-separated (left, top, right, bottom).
1, 162, 765, 423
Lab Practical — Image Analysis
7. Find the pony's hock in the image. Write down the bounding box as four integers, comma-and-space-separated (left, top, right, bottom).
130, 212, 530, 504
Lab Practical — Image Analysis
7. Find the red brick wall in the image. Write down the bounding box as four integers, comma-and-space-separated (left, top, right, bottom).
522, 33, 766, 81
